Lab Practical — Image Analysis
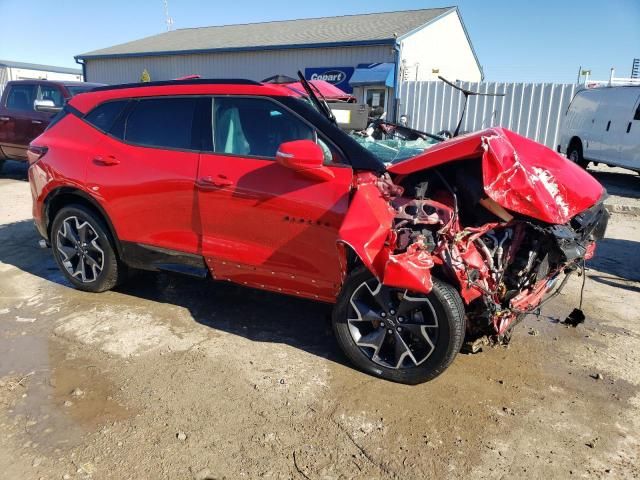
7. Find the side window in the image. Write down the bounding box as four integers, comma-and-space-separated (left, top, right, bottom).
37, 85, 64, 107
84, 100, 129, 133
5, 84, 37, 111
213, 97, 315, 159
125, 97, 198, 150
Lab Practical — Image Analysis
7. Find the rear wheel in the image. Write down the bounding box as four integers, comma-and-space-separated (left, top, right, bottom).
332, 266, 465, 384
567, 141, 588, 169
51, 205, 123, 292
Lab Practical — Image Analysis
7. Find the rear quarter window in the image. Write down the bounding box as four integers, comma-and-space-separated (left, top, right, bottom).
84, 100, 129, 133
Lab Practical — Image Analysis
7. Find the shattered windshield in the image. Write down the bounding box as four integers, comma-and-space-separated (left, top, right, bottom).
350, 135, 439, 164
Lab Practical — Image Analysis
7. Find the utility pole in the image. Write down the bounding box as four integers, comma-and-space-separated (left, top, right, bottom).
576, 65, 582, 84
163, 0, 174, 31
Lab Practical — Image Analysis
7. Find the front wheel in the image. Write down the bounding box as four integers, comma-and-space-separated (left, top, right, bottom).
332, 266, 465, 384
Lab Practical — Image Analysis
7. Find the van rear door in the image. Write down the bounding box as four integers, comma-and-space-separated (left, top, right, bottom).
618, 92, 640, 171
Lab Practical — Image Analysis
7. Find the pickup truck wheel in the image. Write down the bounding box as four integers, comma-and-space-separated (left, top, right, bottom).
567, 142, 588, 169
332, 266, 465, 384
51, 205, 121, 293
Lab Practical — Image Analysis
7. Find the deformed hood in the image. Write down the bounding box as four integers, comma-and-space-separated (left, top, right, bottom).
387, 127, 604, 224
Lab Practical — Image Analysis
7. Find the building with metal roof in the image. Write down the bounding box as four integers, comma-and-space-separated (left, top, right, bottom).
0, 60, 82, 96
76, 7, 482, 119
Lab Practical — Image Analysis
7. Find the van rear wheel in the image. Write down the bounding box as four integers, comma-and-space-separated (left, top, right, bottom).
567, 142, 588, 169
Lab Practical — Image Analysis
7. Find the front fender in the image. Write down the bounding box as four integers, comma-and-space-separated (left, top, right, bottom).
337, 173, 434, 294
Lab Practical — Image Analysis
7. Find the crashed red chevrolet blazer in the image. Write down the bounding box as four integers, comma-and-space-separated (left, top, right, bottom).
28, 77, 608, 384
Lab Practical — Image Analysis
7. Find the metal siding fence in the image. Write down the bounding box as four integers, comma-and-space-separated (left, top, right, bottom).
398, 81, 580, 149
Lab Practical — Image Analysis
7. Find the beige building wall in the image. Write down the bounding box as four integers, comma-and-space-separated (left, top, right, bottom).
399, 9, 482, 82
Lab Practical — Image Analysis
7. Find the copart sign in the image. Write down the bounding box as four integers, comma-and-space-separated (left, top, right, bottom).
305, 67, 355, 93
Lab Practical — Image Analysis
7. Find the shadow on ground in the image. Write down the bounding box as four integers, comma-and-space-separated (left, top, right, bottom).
0, 218, 344, 367
588, 168, 640, 199
588, 237, 640, 282
0, 160, 28, 181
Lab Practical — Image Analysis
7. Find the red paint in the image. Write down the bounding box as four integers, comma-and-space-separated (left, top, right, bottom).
197, 149, 352, 300
337, 173, 395, 278
382, 244, 434, 293
509, 277, 553, 312
275, 140, 335, 181
388, 128, 604, 224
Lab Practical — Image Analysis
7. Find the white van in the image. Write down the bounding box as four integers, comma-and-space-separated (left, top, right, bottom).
558, 85, 640, 172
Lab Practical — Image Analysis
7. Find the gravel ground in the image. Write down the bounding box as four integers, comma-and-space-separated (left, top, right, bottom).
0, 160, 639, 479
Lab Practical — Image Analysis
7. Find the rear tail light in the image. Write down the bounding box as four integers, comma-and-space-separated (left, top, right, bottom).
27, 145, 48, 165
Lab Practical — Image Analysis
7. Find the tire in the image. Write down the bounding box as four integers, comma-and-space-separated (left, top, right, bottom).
567, 141, 588, 169
51, 204, 123, 292
332, 266, 465, 384
0, 160, 4, 173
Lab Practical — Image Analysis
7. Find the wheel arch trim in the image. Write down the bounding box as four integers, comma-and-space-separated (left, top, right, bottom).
43, 187, 123, 257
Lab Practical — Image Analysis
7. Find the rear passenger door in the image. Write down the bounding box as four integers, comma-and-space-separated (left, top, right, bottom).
197, 96, 353, 301
85, 96, 206, 256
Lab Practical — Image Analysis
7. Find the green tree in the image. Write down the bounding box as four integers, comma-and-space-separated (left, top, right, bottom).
140, 69, 151, 82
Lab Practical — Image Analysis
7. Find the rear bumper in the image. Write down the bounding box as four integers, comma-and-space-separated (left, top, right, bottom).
28, 164, 48, 240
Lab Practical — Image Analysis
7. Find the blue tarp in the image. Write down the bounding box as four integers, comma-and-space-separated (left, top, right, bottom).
349, 63, 395, 88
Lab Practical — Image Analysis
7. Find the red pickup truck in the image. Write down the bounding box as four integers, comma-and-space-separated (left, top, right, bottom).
0, 80, 102, 171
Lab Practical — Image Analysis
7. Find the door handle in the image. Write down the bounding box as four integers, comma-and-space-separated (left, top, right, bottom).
0, 116, 10, 122
197, 175, 233, 189
31, 120, 43, 125
93, 155, 120, 166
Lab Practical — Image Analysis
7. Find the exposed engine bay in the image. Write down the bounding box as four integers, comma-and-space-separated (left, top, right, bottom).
339, 128, 609, 343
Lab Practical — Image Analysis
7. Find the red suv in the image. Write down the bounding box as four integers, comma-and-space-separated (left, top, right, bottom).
28, 76, 607, 384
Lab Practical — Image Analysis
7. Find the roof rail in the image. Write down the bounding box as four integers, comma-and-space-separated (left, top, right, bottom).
90, 77, 262, 92
583, 67, 640, 88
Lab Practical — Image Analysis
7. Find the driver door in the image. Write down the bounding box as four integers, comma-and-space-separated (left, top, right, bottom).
197, 96, 353, 301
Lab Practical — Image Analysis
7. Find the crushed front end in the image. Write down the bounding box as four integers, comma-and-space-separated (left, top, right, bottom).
339, 128, 608, 344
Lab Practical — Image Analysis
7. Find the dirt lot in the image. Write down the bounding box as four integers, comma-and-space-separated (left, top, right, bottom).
1, 161, 639, 479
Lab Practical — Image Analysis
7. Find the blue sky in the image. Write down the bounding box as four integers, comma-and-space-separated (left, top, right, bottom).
0, 0, 638, 83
